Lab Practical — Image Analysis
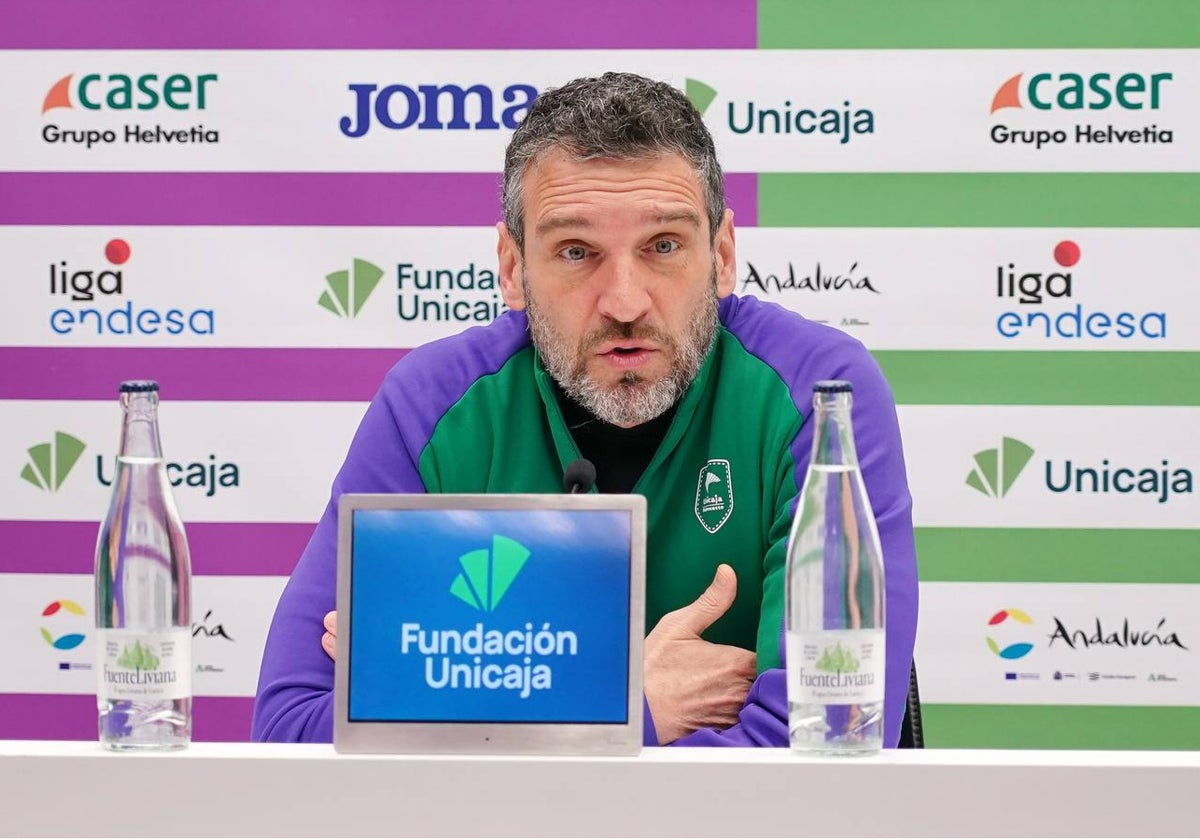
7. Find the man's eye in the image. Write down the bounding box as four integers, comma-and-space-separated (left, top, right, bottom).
561, 245, 588, 262
653, 239, 679, 255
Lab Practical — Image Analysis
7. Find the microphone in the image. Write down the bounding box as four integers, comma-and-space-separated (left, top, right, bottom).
563, 458, 597, 494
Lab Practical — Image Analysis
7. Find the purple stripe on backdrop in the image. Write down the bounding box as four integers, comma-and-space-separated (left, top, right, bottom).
0, 0, 756, 49
0, 694, 255, 742
0, 347, 405, 402
0, 172, 759, 227
2, 521, 314, 576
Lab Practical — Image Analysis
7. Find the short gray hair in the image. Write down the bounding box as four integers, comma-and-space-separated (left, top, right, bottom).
502, 72, 725, 251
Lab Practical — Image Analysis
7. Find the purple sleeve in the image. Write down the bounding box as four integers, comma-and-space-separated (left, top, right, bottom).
650, 296, 918, 748
251, 315, 531, 743
250, 382, 427, 742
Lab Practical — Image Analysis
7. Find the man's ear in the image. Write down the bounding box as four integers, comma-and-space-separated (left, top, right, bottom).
497, 222, 526, 311
714, 209, 737, 298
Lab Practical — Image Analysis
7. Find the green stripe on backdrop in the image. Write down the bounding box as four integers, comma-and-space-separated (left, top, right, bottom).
758, 0, 1200, 49
757, 174, 1200, 228
923, 704, 1200, 749
873, 351, 1200, 405
917, 528, 1200, 583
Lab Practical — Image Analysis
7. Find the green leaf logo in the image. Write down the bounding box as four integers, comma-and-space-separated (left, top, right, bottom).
116, 640, 160, 670
20, 432, 86, 492
966, 437, 1035, 498
685, 78, 718, 116
816, 642, 860, 674
318, 258, 384, 318
449, 535, 530, 612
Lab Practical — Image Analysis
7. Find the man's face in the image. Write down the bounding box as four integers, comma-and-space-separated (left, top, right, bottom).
498, 150, 737, 428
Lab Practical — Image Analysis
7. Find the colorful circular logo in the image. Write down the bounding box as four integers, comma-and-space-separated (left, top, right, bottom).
985, 607, 1034, 660
40, 599, 87, 650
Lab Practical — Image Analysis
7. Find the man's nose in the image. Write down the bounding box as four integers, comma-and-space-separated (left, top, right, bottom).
595, 256, 652, 324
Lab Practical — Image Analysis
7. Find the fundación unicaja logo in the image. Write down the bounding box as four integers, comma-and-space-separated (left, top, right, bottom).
986, 608, 1035, 660
40, 599, 87, 651
318, 258, 384, 318
20, 432, 86, 492
966, 437, 1034, 499
449, 535, 531, 612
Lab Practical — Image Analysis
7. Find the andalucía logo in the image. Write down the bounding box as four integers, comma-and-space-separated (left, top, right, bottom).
339, 82, 539, 138
995, 240, 1166, 341
986, 608, 1035, 660
20, 432, 86, 491
319, 259, 384, 318
48, 238, 215, 337
966, 437, 1034, 499
41, 72, 220, 148
40, 600, 87, 651
686, 77, 874, 145
988, 70, 1174, 149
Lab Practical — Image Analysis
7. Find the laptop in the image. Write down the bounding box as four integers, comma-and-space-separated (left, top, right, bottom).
333, 493, 646, 755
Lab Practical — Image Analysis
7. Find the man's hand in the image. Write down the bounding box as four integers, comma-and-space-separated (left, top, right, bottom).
320, 610, 337, 660
643, 564, 757, 744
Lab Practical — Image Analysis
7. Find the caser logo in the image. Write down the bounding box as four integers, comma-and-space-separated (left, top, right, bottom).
449, 535, 530, 612
990, 71, 1173, 113
686, 77, 873, 145
42, 72, 218, 114
339, 82, 538, 138
319, 259, 384, 318
20, 432, 86, 492
966, 437, 1034, 499
988, 71, 1174, 149
40, 72, 220, 149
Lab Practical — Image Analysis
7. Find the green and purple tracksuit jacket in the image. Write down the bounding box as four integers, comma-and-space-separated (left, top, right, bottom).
252, 294, 918, 746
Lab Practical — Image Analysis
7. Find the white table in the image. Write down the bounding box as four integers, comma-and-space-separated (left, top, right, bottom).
1, 741, 1197, 837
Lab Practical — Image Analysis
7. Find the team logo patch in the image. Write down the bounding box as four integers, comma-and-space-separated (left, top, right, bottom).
695, 459, 733, 534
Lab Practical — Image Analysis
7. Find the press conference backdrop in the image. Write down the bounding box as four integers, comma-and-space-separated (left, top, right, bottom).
1, 0, 1198, 749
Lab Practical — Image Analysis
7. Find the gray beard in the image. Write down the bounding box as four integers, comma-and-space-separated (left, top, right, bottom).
524, 274, 719, 427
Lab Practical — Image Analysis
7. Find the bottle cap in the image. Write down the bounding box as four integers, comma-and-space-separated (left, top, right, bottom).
813, 380, 853, 394
119, 380, 159, 393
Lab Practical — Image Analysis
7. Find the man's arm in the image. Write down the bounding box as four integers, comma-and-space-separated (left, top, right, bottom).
655, 338, 919, 748
251, 380, 425, 743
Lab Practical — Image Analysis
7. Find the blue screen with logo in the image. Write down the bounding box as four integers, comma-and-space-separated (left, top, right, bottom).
348, 507, 632, 724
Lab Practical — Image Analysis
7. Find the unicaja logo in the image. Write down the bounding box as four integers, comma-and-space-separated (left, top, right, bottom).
449, 535, 530, 612
20, 432, 86, 491
986, 608, 1035, 659
966, 437, 1034, 498
685, 78, 718, 116
319, 259, 384, 318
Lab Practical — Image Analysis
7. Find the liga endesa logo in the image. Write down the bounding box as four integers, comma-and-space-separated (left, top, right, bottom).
988, 70, 1175, 149
40, 71, 220, 149
994, 240, 1167, 341
47, 238, 216, 337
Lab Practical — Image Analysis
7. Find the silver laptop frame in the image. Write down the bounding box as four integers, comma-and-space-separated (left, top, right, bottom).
334, 493, 646, 755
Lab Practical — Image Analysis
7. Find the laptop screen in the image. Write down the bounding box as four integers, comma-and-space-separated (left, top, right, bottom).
347, 506, 633, 726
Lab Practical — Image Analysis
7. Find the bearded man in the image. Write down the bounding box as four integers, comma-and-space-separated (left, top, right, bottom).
253, 72, 918, 747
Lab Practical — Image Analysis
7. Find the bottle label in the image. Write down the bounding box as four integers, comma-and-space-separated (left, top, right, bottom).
787, 630, 885, 705
96, 629, 191, 702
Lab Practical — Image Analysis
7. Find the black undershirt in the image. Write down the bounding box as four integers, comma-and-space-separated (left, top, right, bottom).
554, 383, 677, 494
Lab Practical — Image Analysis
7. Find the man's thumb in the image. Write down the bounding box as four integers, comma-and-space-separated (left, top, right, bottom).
673, 564, 737, 637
